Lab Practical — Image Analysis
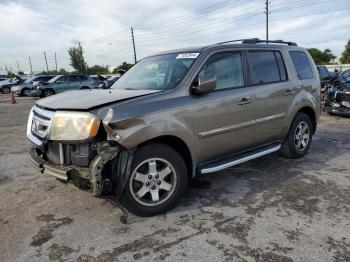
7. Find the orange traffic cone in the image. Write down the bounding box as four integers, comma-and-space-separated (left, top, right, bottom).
11, 92, 16, 104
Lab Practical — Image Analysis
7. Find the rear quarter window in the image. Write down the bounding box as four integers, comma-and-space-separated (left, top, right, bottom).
289, 51, 314, 80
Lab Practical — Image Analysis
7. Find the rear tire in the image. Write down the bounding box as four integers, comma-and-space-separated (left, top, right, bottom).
120, 143, 188, 217
43, 89, 54, 97
280, 113, 313, 158
21, 88, 30, 96
81, 86, 90, 90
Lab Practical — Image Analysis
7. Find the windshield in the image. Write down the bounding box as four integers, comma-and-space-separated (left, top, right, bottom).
112, 53, 198, 90
48, 75, 62, 83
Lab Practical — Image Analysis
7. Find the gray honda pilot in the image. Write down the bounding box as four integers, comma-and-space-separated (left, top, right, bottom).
27, 38, 320, 216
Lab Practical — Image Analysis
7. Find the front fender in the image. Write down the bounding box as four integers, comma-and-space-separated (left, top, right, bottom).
100, 108, 198, 164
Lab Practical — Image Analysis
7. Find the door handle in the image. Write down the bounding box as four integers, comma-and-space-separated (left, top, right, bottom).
284, 89, 294, 95
237, 97, 252, 105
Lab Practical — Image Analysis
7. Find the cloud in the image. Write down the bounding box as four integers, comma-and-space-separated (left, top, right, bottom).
0, 0, 349, 73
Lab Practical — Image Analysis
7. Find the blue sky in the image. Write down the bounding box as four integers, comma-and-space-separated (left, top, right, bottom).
0, 0, 349, 73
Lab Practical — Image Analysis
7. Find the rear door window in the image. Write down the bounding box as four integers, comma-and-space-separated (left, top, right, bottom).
289, 51, 314, 80
79, 75, 88, 81
69, 75, 81, 82
247, 51, 284, 84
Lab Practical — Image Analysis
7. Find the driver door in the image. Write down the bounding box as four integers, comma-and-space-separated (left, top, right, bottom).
189, 51, 254, 163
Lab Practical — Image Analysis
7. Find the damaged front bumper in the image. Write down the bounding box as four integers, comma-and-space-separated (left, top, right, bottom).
29, 142, 120, 196
30, 147, 90, 182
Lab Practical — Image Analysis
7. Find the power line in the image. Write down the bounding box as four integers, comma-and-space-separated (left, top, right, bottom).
133, 0, 234, 28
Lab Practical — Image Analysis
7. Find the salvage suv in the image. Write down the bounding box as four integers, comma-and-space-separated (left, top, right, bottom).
31, 74, 95, 97
27, 39, 320, 216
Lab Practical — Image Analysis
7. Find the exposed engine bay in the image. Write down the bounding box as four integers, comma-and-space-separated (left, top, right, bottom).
322, 71, 350, 116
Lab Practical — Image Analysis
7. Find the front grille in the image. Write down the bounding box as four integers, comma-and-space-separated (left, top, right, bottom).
27, 106, 55, 145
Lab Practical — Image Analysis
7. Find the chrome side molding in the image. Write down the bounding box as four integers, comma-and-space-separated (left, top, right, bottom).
200, 144, 281, 174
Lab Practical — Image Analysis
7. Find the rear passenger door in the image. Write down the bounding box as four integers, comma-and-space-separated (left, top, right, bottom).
246, 50, 294, 145
68, 75, 82, 90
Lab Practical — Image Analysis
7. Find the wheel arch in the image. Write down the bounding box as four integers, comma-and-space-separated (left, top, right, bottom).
137, 135, 195, 180
297, 106, 317, 134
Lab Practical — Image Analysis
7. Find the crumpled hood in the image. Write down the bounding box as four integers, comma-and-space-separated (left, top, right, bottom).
36, 89, 161, 111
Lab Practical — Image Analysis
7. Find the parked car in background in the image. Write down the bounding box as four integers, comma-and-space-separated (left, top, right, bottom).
27, 38, 320, 216
342, 69, 350, 80
31, 74, 95, 97
0, 76, 24, 94
317, 65, 332, 82
12, 75, 54, 96
0, 77, 8, 82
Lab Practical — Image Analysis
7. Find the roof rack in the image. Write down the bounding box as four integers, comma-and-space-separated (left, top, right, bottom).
215, 38, 297, 46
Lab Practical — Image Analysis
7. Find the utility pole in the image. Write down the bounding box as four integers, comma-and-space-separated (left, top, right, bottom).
131, 27, 137, 64
44, 51, 49, 73
264, 0, 270, 44
28, 56, 33, 75
16, 60, 20, 73
54, 52, 58, 72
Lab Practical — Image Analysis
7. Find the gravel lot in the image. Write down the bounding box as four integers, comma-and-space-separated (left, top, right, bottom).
0, 94, 349, 262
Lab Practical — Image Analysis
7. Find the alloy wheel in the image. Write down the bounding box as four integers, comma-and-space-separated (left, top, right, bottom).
129, 158, 177, 207
294, 121, 310, 151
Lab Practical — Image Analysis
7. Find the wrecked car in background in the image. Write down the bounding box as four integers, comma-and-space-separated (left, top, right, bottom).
27, 38, 320, 216
323, 71, 350, 116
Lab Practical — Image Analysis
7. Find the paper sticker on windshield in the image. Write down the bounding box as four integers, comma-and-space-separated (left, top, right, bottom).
176, 53, 199, 59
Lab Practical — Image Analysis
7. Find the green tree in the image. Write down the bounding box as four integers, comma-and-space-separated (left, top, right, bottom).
38, 68, 68, 75
7, 71, 16, 77
87, 65, 109, 75
114, 62, 133, 73
324, 48, 336, 61
307, 48, 336, 65
68, 42, 87, 73
340, 39, 350, 64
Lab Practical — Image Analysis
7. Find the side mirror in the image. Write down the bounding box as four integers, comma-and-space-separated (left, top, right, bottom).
191, 76, 216, 95
56, 81, 61, 84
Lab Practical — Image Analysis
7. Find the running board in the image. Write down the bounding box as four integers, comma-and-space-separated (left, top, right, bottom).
200, 144, 281, 174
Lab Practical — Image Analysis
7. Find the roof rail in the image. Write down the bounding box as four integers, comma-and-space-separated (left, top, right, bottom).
215, 39, 252, 45
214, 38, 297, 46
242, 38, 297, 46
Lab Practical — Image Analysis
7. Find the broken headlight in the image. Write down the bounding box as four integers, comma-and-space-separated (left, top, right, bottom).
50, 111, 100, 141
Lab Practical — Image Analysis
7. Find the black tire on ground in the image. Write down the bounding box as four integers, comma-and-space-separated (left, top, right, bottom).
120, 143, 188, 217
2, 87, 10, 94
21, 88, 30, 96
43, 89, 54, 97
280, 112, 313, 159
81, 86, 90, 90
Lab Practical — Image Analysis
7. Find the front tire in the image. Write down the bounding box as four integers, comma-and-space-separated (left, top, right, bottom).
2, 87, 10, 94
120, 143, 188, 217
280, 113, 313, 158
